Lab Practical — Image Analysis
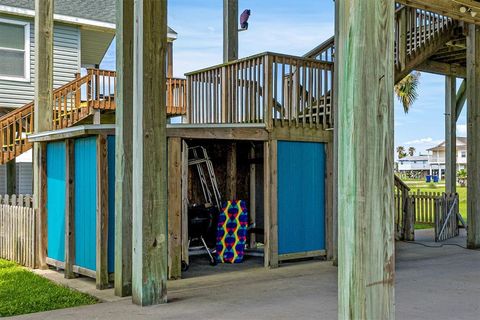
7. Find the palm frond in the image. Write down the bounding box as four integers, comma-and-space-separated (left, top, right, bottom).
395, 72, 421, 113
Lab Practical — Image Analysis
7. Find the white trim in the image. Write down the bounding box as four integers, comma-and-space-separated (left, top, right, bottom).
0, 5, 178, 39
0, 5, 115, 31
0, 17, 30, 82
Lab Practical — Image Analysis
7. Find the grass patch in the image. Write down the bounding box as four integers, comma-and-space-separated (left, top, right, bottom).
415, 223, 434, 230
0, 259, 97, 317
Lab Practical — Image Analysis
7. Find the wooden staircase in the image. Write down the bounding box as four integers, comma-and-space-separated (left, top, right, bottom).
305, 5, 457, 84
0, 69, 187, 164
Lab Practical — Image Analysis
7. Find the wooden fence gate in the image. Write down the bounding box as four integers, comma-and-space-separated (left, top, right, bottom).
434, 193, 460, 242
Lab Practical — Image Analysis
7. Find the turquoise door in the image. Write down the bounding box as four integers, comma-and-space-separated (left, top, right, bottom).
277, 141, 326, 255
47, 142, 66, 262
74, 136, 97, 271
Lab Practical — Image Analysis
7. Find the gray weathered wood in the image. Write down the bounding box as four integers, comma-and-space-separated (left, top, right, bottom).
332, 0, 339, 266
96, 134, 109, 289
223, 0, 238, 62
445, 76, 457, 195
337, 0, 395, 318
181, 140, 189, 267
167, 137, 182, 279
264, 140, 278, 268
64, 140, 75, 279
226, 142, 237, 199
131, 0, 168, 305
33, 0, 54, 270
114, 0, 134, 298
467, 23, 480, 249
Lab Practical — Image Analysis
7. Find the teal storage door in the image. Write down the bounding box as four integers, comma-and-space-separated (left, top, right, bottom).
74, 136, 97, 271
277, 141, 325, 255
47, 142, 66, 262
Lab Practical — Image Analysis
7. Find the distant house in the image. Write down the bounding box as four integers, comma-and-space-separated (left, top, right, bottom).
396, 137, 468, 179
397, 155, 430, 176
427, 137, 467, 177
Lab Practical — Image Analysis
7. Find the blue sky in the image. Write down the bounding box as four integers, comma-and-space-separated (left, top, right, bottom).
100, 0, 466, 156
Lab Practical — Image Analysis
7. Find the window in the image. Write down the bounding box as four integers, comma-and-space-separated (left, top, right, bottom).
0, 19, 30, 81
461, 151, 466, 158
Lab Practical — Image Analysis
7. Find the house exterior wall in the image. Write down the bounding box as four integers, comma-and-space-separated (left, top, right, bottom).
397, 160, 429, 171
0, 14, 80, 109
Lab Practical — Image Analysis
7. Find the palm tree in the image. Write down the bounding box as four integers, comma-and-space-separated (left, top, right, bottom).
408, 146, 415, 156
396, 146, 407, 159
395, 72, 421, 113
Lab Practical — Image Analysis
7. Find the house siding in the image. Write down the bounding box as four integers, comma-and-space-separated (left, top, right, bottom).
0, 14, 80, 109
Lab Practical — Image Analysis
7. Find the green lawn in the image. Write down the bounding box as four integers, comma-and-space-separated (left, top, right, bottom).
0, 259, 97, 317
404, 179, 467, 228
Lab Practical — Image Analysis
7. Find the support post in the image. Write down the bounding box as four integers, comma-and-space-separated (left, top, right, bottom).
64, 139, 75, 279
337, 1, 395, 318
325, 142, 334, 260
132, 0, 168, 305
223, 0, 238, 62
114, 0, 134, 297
167, 42, 173, 78
467, 24, 480, 249
226, 142, 237, 199
445, 76, 457, 194
332, 0, 339, 266
167, 137, 182, 279
96, 135, 109, 289
264, 140, 278, 268
34, 0, 54, 270
6, 159, 16, 195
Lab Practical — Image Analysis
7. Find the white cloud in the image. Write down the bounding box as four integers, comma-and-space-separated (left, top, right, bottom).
404, 137, 436, 145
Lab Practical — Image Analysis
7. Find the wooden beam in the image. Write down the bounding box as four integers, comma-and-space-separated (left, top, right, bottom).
396, 0, 480, 25
416, 60, 467, 79
445, 76, 457, 195
337, 0, 395, 318
132, 0, 168, 306
167, 42, 173, 78
33, 0, 54, 270
114, 0, 134, 298
467, 23, 480, 249
64, 140, 75, 279
332, 0, 339, 266
325, 143, 334, 260
264, 140, 278, 268
181, 140, 189, 268
96, 134, 109, 289
456, 79, 467, 120
223, 0, 238, 62
6, 159, 16, 195
167, 137, 182, 280
226, 142, 237, 199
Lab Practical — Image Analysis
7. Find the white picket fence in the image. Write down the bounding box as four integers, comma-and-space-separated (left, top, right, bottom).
0, 194, 37, 268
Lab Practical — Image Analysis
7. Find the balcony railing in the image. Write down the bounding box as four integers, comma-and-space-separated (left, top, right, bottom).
186, 52, 334, 129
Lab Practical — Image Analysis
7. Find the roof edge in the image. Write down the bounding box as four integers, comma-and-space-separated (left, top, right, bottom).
0, 4, 178, 39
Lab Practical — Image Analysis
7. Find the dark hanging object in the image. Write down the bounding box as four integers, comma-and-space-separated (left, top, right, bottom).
240, 9, 251, 30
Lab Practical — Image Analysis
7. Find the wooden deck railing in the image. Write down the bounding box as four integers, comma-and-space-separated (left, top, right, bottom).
0, 69, 186, 164
186, 52, 334, 129
167, 77, 187, 116
394, 175, 415, 240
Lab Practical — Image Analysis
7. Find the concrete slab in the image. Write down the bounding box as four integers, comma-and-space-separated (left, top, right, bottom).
10, 230, 480, 320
